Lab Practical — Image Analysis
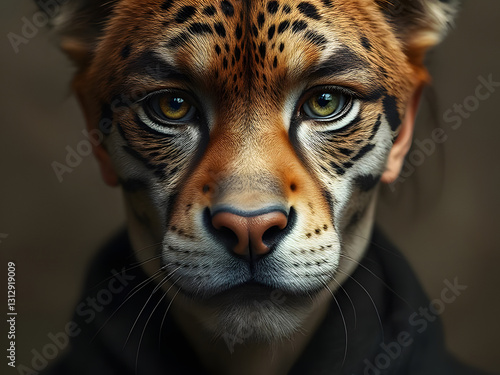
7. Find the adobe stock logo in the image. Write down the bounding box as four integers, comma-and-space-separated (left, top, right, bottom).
7, 0, 70, 54
51, 128, 109, 183
390, 74, 499, 191
16, 268, 135, 374
360, 278, 467, 374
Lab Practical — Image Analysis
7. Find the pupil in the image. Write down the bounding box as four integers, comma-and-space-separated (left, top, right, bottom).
170, 97, 184, 111
317, 93, 333, 108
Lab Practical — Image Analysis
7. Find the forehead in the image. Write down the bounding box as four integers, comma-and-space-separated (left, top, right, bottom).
92, 0, 410, 100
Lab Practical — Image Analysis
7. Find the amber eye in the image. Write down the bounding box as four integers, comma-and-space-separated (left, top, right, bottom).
302, 91, 348, 120
158, 95, 191, 120
145, 92, 196, 124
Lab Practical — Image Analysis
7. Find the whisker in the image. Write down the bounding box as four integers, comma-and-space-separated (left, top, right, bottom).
121, 254, 164, 273
133, 241, 164, 256
123, 266, 182, 350
336, 269, 384, 342
342, 230, 405, 260
135, 275, 181, 375
87, 253, 163, 291
90, 268, 165, 343
330, 275, 357, 329
339, 254, 414, 311
158, 281, 181, 349
319, 278, 348, 366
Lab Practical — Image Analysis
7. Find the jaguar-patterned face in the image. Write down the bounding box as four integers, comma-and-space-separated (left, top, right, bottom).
59, 0, 457, 341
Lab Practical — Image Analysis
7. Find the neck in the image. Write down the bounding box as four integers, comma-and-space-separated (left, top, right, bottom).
171, 290, 332, 375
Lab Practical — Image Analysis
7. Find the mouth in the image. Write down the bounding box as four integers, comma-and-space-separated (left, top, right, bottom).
211, 280, 276, 300
176, 276, 326, 306
179, 279, 319, 344
161, 203, 339, 301
172, 277, 272, 300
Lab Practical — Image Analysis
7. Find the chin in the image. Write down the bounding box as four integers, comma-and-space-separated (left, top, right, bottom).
181, 282, 318, 344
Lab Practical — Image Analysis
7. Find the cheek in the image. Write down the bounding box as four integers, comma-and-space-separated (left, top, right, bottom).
103, 112, 208, 241
293, 106, 393, 223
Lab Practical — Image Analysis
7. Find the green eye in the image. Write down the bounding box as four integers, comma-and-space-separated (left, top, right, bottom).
303, 91, 347, 120
146, 92, 196, 124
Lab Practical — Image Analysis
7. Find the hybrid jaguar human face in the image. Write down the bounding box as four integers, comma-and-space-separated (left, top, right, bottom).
69, 0, 456, 340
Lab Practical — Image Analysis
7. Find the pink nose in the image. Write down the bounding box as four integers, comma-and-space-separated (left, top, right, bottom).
212, 210, 288, 258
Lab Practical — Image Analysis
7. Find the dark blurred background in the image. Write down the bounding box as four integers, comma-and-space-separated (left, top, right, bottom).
1, 0, 499, 373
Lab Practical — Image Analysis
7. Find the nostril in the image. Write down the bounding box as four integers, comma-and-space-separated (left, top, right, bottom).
212, 211, 250, 256
215, 225, 239, 250
205, 207, 295, 260
262, 225, 283, 247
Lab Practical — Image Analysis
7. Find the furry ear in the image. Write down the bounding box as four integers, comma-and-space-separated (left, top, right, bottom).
376, 0, 460, 63
34, 0, 118, 69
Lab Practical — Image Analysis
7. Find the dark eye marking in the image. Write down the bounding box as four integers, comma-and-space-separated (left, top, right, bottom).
320, 113, 362, 138
297, 2, 321, 20
126, 50, 189, 82
175, 6, 196, 23
309, 47, 368, 79
117, 117, 172, 179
